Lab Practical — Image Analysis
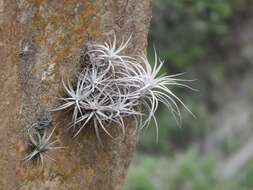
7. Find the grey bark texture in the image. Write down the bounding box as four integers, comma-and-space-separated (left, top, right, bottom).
0, 0, 151, 189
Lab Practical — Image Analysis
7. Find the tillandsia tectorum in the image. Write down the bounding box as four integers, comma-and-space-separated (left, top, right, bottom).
23, 128, 63, 165
24, 112, 53, 133
53, 34, 195, 143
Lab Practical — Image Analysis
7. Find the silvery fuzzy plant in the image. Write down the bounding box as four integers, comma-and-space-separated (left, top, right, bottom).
23, 128, 63, 165
23, 111, 62, 165
53, 34, 195, 144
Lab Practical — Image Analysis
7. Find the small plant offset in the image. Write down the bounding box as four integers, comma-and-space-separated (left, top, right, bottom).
53, 34, 195, 143
24, 128, 62, 165
23, 112, 61, 165
25, 111, 53, 133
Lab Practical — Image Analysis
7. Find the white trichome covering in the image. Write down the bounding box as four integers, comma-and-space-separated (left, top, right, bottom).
23, 128, 63, 165
53, 34, 195, 143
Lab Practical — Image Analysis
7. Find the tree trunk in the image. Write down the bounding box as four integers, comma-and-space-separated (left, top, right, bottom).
0, 0, 151, 189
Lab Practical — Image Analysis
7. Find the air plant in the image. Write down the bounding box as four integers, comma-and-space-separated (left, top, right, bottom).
52, 33, 195, 143
23, 128, 62, 165
27, 112, 52, 133
52, 75, 92, 128
127, 52, 196, 141
91, 34, 132, 63
19, 41, 32, 57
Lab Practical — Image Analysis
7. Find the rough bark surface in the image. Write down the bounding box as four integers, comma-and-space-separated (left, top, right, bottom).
0, 0, 151, 189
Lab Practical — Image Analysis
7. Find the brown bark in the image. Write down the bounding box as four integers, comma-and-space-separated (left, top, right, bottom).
0, 0, 151, 189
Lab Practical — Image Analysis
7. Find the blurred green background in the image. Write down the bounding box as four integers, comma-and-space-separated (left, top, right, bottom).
124, 0, 253, 189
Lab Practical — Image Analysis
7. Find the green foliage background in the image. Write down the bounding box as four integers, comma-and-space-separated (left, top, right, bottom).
124, 0, 253, 189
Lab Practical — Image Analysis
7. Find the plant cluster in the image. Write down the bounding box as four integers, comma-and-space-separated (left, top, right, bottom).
53, 34, 194, 143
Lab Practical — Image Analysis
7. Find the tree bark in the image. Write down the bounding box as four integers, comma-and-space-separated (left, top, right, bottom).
0, 0, 151, 189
